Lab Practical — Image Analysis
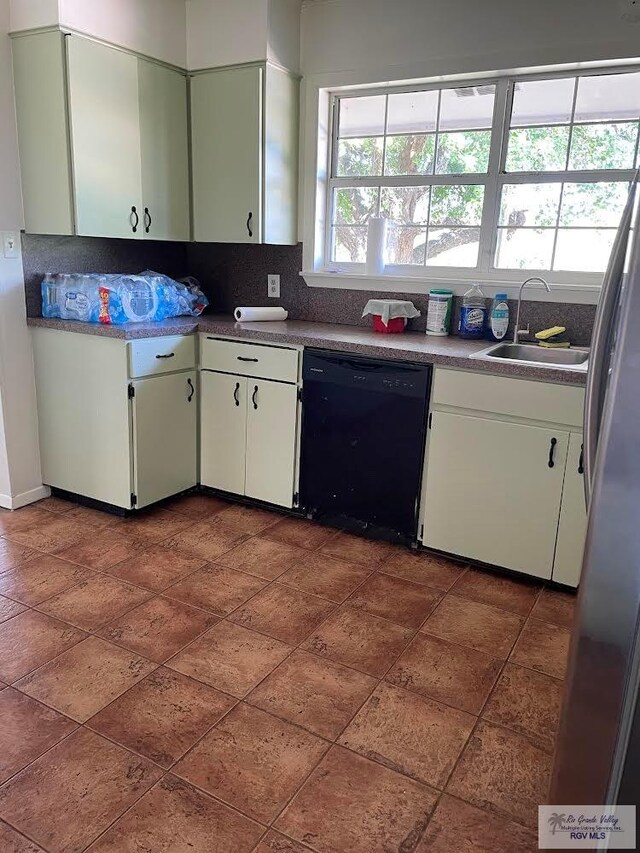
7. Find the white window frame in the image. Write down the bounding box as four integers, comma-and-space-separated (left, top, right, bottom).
301, 64, 640, 303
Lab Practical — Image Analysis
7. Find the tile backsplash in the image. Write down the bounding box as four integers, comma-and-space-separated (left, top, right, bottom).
22, 235, 596, 345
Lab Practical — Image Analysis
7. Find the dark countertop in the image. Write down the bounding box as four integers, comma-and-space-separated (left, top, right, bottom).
27, 315, 587, 385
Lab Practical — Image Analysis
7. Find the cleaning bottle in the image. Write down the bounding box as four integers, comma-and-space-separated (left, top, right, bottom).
458, 283, 486, 339
486, 292, 510, 341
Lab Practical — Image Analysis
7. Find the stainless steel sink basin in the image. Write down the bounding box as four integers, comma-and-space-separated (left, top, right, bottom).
470, 342, 589, 369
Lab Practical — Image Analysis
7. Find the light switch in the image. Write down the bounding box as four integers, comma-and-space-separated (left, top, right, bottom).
2, 232, 20, 260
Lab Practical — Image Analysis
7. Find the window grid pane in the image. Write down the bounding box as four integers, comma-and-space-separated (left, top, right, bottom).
329, 70, 638, 275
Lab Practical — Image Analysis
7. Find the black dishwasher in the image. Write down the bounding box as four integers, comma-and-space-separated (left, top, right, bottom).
299, 349, 431, 541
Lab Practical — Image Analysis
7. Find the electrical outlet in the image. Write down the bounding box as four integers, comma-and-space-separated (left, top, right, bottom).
268, 274, 280, 298
2, 232, 20, 260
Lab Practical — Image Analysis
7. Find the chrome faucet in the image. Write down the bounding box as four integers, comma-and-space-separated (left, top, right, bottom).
513, 276, 551, 344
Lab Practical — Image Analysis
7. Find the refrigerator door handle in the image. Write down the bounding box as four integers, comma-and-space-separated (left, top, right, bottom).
584, 178, 638, 506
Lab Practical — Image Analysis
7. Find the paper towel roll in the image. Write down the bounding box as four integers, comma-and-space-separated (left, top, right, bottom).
366, 217, 388, 276
234, 306, 289, 322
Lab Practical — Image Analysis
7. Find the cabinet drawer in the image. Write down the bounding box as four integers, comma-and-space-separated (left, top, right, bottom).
432, 368, 584, 427
128, 335, 196, 378
200, 336, 299, 383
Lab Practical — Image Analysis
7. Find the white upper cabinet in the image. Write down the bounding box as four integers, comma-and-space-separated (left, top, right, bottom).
12, 31, 190, 241
190, 63, 299, 245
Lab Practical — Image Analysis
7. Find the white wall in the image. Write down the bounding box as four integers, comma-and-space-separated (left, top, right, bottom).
10, 0, 187, 66
0, 0, 47, 508
267, 0, 300, 73
301, 0, 640, 80
186, 0, 267, 69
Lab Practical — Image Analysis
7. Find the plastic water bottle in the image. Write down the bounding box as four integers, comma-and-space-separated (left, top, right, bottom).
458, 284, 487, 339
486, 293, 510, 341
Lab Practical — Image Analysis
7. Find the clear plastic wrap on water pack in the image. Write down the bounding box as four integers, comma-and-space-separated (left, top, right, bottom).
41, 271, 208, 324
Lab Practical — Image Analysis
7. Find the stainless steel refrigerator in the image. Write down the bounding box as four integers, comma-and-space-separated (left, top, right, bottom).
551, 174, 640, 811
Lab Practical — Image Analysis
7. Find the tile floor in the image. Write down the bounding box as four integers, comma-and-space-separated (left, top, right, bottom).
0, 493, 576, 853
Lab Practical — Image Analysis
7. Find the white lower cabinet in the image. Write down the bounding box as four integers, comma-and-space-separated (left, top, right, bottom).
554, 433, 588, 587
245, 380, 299, 507
200, 370, 299, 508
131, 371, 197, 509
420, 368, 587, 586
422, 412, 568, 579
31, 328, 197, 510
200, 372, 248, 497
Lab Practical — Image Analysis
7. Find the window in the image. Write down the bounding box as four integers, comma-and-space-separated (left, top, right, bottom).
324, 69, 640, 281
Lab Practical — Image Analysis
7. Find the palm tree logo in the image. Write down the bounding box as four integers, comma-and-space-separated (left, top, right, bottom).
548, 813, 567, 835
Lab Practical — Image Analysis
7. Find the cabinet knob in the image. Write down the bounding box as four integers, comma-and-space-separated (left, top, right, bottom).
246, 211, 253, 238
130, 206, 139, 233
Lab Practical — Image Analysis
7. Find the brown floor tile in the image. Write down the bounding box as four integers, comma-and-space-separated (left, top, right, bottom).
5, 514, 95, 555
0, 688, 77, 784
0, 820, 46, 852
86, 775, 264, 853
217, 537, 307, 580
265, 516, 338, 551
56, 529, 147, 571
98, 596, 218, 662
0, 555, 92, 607
248, 649, 376, 739
346, 572, 441, 628
416, 793, 538, 852
0, 538, 38, 574
0, 507, 53, 537
531, 587, 577, 629
230, 584, 335, 645
103, 543, 206, 591
16, 636, 156, 722
319, 531, 394, 566
88, 667, 235, 768
446, 720, 552, 828
37, 575, 150, 631
174, 702, 328, 824
253, 830, 313, 853
422, 595, 523, 658
163, 493, 230, 519
278, 552, 370, 602
340, 681, 475, 789
63, 506, 122, 529
510, 618, 571, 680
0, 611, 86, 683
451, 567, 541, 616
113, 508, 195, 543
0, 727, 161, 853
0, 595, 27, 624
164, 519, 249, 562
483, 663, 564, 750
166, 564, 267, 615
37, 496, 74, 514
302, 606, 413, 678
276, 745, 438, 853
214, 503, 281, 534
167, 620, 291, 697
380, 549, 466, 590
386, 632, 502, 715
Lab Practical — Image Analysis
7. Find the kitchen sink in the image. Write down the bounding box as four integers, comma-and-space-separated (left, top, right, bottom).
470, 342, 589, 369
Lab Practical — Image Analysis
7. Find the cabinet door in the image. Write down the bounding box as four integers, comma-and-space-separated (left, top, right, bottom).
138, 59, 190, 241
200, 372, 247, 495
66, 35, 142, 239
245, 380, 298, 508
191, 66, 262, 243
132, 371, 198, 509
553, 432, 587, 587
421, 412, 569, 579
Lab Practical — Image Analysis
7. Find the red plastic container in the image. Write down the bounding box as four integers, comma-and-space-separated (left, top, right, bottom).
372, 315, 407, 334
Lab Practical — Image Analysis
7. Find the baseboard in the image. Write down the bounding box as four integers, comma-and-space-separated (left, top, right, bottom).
0, 485, 50, 511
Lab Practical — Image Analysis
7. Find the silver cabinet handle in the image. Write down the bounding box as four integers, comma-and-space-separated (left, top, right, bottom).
584, 179, 637, 505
